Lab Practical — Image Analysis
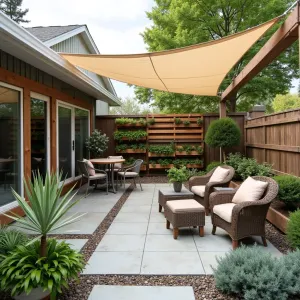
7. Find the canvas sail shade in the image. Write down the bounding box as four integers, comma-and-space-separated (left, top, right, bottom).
61, 18, 279, 96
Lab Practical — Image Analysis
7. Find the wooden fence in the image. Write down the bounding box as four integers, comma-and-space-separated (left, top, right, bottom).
95, 113, 246, 168
245, 108, 300, 177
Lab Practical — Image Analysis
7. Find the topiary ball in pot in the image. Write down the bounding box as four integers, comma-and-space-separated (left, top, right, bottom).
205, 117, 241, 161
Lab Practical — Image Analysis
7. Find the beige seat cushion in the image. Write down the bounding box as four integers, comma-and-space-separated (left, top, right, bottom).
88, 173, 106, 179
167, 199, 205, 213
191, 185, 205, 197
118, 171, 138, 177
232, 177, 268, 204
209, 166, 230, 183
213, 203, 236, 223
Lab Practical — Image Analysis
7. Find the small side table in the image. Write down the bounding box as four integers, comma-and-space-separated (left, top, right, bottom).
158, 187, 194, 212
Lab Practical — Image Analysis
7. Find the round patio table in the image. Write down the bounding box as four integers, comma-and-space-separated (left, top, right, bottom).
90, 158, 125, 194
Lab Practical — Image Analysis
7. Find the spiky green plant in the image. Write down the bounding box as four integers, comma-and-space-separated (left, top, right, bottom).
5, 172, 84, 257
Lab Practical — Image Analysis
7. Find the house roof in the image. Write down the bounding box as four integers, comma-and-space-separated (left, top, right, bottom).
25, 25, 83, 42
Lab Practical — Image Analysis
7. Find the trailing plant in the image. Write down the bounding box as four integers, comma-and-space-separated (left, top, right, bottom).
0, 225, 28, 258
175, 117, 182, 125
116, 143, 146, 152
157, 158, 173, 166
205, 117, 241, 161
5, 172, 84, 258
197, 117, 203, 125
167, 166, 188, 183
274, 175, 300, 209
115, 118, 146, 126
85, 129, 109, 158
147, 118, 155, 125
148, 143, 175, 155
214, 245, 290, 300
183, 120, 191, 126
113, 130, 147, 141
0, 239, 84, 298
236, 158, 272, 181
287, 209, 300, 249
206, 161, 223, 172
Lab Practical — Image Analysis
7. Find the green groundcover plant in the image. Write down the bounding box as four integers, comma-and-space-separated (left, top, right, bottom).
214, 245, 300, 300
0, 239, 84, 298
274, 175, 300, 209
287, 209, 300, 249
148, 144, 175, 155
113, 130, 147, 141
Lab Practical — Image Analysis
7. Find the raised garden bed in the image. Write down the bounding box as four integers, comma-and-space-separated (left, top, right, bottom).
148, 153, 175, 157
175, 151, 201, 156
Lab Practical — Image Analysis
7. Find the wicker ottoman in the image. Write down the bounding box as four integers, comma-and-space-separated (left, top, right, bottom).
164, 199, 205, 239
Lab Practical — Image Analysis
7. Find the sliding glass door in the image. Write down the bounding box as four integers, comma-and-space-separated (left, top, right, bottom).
57, 102, 89, 182
0, 82, 22, 210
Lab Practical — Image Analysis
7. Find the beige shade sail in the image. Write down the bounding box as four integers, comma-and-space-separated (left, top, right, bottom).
61, 18, 279, 96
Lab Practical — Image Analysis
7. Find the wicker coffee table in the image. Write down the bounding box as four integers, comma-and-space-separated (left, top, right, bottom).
158, 187, 194, 212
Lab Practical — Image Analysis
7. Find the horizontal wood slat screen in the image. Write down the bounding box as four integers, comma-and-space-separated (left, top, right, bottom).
245, 108, 300, 177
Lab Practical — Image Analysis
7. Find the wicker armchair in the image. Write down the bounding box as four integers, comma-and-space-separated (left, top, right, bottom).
209, 176, 279, 250
189, 165, 235, 215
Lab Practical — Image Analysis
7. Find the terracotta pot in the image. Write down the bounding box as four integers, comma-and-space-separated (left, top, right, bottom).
173, 182, 182, 192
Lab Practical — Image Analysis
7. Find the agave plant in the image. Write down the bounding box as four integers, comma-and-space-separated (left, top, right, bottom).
5, 172, 84, 257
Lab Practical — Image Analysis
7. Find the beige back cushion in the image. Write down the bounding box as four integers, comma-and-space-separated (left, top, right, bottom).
108, 156, 123, 169
232, 177, 268, 204
83, 159, 95, 176
209, 167, 230, 183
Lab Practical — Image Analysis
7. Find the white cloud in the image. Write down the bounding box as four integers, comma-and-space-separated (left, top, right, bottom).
23, 0, 154, 98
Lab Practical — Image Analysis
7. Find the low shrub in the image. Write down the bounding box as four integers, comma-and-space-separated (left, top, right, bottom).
0, 239, 84, 298
206, 161, 223, 172
225, 153, 244, 179
287, 209, 300, 249
236, 158, 272, 181
185, 168, 206, 179
274, 175, 300, 208
214, 245, 290, 300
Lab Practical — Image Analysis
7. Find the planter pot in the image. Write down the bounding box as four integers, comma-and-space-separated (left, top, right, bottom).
14, 287, 50, 300
173, 182, 183, 192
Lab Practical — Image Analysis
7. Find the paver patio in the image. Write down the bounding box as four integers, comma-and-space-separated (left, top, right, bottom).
83, 183, 282, 275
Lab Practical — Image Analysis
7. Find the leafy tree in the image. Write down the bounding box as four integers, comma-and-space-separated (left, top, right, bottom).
110, 97, 160, 115
135, 0, 298, 113
0, 0, 29, 23
272, 94, 300, 112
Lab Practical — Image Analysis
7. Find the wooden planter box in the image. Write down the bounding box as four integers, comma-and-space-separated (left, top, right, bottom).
149, 164, 174, 169
140, 165, 147, 171
175, 151, 202, 156
148, 152, 175, 157
186, 164, 202, 168
116, 149, 146, 153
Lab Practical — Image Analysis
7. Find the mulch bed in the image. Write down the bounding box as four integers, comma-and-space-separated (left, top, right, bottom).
0, 176, 292, 300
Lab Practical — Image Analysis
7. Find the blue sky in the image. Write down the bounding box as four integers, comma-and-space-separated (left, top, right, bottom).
23, 0, 298, 98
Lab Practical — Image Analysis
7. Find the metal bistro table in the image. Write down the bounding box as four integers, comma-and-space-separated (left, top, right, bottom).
90, 158, 125, 194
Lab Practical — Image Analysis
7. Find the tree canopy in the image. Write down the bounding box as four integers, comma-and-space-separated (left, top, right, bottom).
272, 94, 300, 112
135, 0, 298, 113
0, 0, 29, 23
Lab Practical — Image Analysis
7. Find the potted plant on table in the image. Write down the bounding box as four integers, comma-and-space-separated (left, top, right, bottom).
167, 166, 188, 192
1, 172, 85, 300
85, 129, 109, 158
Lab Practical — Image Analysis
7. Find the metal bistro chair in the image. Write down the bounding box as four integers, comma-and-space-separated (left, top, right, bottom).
77, 160, 108, 197
117, 159, 143, 191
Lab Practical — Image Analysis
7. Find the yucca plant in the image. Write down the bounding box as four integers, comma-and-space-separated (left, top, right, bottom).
4, 172, 84, 257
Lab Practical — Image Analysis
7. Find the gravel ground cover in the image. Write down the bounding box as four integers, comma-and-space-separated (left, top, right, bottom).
0, 176, 292, 300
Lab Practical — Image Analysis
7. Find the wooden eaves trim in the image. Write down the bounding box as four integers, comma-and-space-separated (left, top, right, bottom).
221, 3, 299, 102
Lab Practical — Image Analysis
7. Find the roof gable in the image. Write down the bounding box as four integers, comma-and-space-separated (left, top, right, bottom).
25, 25, 83, 42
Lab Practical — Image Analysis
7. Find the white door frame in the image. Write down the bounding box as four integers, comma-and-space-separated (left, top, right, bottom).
30, 92, 50, 173
0, 81, 23, 214
56, 100, 90, 183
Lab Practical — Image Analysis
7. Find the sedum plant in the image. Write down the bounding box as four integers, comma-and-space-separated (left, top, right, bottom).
85, 129, 109, 158
5, 172, 84, 257
0, 239, 84, 298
